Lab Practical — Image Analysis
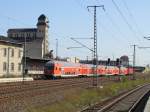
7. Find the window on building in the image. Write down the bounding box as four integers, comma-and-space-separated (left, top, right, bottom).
18, 63, 21, 71
21, 33, 24, 37
27, 33, 30, 37
15, 34, 18, 37
33, 33, 36, 39
18, 50, 22, 58
11, 49, 14, 57
11, 63, 14, 71
9, 33, 12, 37
3, 62, 7, 71
13, 33, 15, 37
3, 48, 7, 57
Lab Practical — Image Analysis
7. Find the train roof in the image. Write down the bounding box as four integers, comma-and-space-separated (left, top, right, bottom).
45, 60, 125, 68
46, 60, 81, 67
46, 60, 93, 67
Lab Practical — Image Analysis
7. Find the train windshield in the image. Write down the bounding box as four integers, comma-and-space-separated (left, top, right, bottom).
45, 64, 54, 70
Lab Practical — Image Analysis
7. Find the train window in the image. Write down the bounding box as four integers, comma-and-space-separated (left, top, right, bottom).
46, 65, 54, 70
59, 68, 61, 71
55, 67, 57, 70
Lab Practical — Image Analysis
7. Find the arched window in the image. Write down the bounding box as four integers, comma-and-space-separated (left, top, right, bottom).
11, 49, 14, 57
18, 63, 21, 71
11, 63, 14, 71
3, 48, 7, 57
3, 62, 7, 71
18, 50, 22, 58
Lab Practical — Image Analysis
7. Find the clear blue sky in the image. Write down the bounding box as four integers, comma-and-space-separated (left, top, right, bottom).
0, 0, 150, 66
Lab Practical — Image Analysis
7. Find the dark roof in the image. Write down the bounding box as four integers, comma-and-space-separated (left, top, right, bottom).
7, 28, 37, 33
120, 55, 129, 61
0, 35, 18, 42
15, 37, 43, 43
38, 14, 46, 21
26, 57, 50, 63
0, 35, 22, 46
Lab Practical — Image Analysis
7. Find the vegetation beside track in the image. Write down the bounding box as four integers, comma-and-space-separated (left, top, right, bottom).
28, 75, 150, 112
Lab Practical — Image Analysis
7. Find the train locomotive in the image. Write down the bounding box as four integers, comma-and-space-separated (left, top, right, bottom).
44, 60, 133, 79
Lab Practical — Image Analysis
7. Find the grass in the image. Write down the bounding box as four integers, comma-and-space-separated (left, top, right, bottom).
27, 76, 150, 112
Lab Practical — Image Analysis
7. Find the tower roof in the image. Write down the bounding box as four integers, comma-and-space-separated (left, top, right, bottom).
38, 14, 46, 21
37, 14, 49, 27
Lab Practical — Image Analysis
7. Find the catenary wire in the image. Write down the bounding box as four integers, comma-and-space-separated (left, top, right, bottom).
111, 0, 141, 44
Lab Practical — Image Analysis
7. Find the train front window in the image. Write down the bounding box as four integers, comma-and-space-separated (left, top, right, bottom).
45, 65, 54, 70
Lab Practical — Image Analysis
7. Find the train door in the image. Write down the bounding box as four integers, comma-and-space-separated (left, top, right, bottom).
54, 63, 61, 77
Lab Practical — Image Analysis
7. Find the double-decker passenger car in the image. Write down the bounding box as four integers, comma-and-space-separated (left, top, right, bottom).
44, 60, 133, 79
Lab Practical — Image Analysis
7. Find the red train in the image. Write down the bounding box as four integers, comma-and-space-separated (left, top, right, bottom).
44, 60, 133, 79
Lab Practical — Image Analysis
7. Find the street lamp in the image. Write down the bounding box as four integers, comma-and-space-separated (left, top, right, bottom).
144, 36, 150, 40
138, 47, 150, 49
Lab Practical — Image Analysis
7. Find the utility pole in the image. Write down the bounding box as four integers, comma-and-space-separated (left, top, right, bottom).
131, 44, 137, 78
87, 56, 89, 63
23, 36, 27, 82
87, 5, 104, 87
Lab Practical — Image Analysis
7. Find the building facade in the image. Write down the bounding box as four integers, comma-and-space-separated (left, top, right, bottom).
7, 14, 49, 59
0, 36, 23, 77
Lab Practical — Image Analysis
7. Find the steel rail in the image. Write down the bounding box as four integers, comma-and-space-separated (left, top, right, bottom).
81, 83, 150, 112
97, 83, 150, 112
128, 90, 150, 112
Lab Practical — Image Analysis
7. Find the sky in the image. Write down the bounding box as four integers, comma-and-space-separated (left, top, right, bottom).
0, 0, 150, 66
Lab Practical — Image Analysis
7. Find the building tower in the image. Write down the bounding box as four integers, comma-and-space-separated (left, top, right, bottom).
7, 14, 49, 59
36, 14, 49, 58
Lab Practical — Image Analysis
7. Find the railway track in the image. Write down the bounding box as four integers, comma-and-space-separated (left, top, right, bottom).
82, 83, 150, 112
0, 78, 94, 112
0, 75, 143, 112
0, 75, 137, 103
129, 90, 150, 112
0, 78, 94, 96
0, 76, 124, 94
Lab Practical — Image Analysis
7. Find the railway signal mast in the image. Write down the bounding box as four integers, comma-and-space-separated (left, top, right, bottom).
87, 5, 105, 87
